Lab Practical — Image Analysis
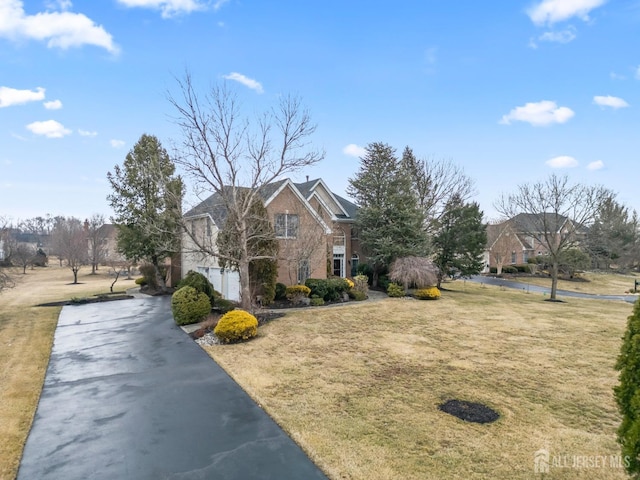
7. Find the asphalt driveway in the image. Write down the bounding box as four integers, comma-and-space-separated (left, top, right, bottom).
17, 296, 327, 480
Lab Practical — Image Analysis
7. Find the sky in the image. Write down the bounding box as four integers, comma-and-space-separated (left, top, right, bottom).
1, 0, 639, 223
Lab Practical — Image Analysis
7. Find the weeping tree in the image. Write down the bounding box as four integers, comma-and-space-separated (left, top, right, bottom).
170, 73, 323, 310
389, 256, 439, 293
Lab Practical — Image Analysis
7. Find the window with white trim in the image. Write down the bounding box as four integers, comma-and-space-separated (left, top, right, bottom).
274, 214, 299, 239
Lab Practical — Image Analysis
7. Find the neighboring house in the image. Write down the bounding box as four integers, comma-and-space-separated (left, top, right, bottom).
93, 224, 124, 265
485, 213, 584, 272
182, 177, 361, 301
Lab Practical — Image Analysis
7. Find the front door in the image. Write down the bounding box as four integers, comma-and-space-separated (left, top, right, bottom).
333, 253, 344, 277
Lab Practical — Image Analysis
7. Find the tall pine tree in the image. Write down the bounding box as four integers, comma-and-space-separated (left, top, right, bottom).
347, 142, 427, 286
107, 134, 183, 291
432, 195, 486, 288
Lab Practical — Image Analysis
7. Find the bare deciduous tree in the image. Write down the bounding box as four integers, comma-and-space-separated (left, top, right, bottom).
12, 243, 36, 274
85, 214, 108, 274
401, 147, 475, 235
170, 74, 324, 310
496, 174, 608, 300
52, 217, 88, 284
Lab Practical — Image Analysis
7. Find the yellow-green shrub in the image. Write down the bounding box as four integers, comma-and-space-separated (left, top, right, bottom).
345, 278, 355, 289
350, 274, 369, 301
286, 285, 311, 304
387, 282, 405, 297
214, 310, 258, 343
171, 286, 211, 325
414, 286, 441, 300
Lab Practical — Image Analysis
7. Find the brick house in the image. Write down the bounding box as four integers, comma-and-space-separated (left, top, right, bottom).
485, 213, 581, 273
181, 178, 361, 301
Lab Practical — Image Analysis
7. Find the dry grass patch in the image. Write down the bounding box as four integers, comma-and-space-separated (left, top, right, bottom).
205, 282, 633, 479
512, 271, 639, 296
0, 264, 135, 480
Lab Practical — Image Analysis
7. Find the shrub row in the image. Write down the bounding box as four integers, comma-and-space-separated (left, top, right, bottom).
304, 277, 351, 302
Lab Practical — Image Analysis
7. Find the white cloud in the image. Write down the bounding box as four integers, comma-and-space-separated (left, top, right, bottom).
500, 100, 574, 126
0, 0, 118, 53
45, 0, 72, 10
78, 129, 97, 137
636, 66, 640, 80
527, 0, 607, 25
537, 27, 576, 44
222, 72, 264, 94
593, 95, 629, 109
546, 155, 578, 168
213, 0, 229, 11
43, 99, 62, 110
587, 160, 604, 170
26, 120, 71, 138
0, 86, 45, 107
342, 144, 366, 158
110, 139, 125, 148
116, 0, 206, 18
610, 71, 626, 80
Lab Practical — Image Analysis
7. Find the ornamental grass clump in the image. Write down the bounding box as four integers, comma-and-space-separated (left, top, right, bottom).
414, 286, 441, 300
214, 310, 258, 343
171, 286, 211, 326
350, 274, 369, 301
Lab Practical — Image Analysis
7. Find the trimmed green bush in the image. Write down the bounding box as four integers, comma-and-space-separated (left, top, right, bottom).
214, 310, 258, 343
275, 282, 287, 301
305, 278, 328, 300
414, 286, 441, 300
615, 299, 640, 476
135, 277, 147, 286
387, 283, 404, 297
350, 290, 367, 301
501, 266, 517, 274
310, 295, 325, 306
171, 286, 211, 326
177, 270, 220, 305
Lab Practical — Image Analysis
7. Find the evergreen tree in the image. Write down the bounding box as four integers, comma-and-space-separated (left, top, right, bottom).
432, 195, 486, 288
107, 134, 183, 291
347, 142, 427, 286
615, 299, 640, 477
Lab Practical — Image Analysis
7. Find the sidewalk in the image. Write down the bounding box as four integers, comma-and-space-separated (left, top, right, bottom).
17, 296, 327, 480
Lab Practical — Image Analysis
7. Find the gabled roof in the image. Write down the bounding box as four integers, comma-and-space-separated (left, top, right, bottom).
510, 213, 571, 234
183, 178, 343, 233
294, 178, 351, 219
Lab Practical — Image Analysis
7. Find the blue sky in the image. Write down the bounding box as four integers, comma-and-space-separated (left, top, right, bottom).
1, 0, 639, 222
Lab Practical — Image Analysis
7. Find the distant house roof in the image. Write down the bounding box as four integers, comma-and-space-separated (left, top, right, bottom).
96, 224, 117, 238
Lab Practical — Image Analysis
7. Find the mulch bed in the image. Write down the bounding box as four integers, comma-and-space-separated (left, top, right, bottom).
438, 399, 500, 424
37, 294, 134, 307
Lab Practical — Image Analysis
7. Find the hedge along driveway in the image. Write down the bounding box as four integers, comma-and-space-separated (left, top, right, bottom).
18, 296, 327, 480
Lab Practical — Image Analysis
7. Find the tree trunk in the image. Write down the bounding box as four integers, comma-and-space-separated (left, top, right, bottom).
152, 258, 167, 293
91, 263, 97, 274
72, 267, 79, 284
550, 260, 559, 300
23, 265, 27, 274
239, 259, 252, 311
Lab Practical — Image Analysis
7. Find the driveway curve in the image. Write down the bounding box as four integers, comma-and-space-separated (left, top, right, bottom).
18, 296, 327, 480
469, 275, 638, 304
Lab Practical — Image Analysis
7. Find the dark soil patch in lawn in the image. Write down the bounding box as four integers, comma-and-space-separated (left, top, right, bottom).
439, 399, 500, 424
